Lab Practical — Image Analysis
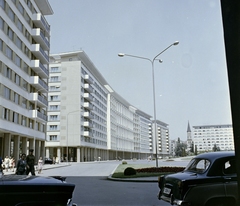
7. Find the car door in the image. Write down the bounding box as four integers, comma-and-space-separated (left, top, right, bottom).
223, 159, 238, 201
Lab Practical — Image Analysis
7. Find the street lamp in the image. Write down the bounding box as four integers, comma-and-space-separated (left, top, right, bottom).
118, 41, 179, 167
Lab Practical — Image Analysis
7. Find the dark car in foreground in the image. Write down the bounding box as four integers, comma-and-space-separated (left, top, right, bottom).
158, 151, 237, 206
0, 174, 77, 206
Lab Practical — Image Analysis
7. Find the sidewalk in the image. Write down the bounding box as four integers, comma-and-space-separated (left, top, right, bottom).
3, 162, 159, 182
3, 162, 70, 175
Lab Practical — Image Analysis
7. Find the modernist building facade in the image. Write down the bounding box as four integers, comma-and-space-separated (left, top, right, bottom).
193, 124, 234, 152
46, 51, 169, 162
0, 0, 52, 160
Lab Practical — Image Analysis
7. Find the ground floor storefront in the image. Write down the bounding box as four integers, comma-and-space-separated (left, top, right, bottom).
45, 146, 151, 162
0, 133, 45, 162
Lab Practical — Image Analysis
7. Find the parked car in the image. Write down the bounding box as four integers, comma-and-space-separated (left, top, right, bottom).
44, 157, 54, 164
158, 151, 237, 206
0, 175, 77, 206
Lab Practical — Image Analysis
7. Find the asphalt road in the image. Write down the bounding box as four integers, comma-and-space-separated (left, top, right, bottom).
36, 159, 190, 206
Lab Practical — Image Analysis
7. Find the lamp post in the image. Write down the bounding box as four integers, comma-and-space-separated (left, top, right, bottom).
66, 110, 80, 164
118, 41, 179, 167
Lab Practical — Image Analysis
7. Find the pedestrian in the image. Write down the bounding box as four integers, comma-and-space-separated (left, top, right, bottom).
26, 149, 35, 176
0, 156, 3, 174
38, 157, 43, 174
4, 156, 10, 172
11, 157, 15, 172
16, 154, 27, 175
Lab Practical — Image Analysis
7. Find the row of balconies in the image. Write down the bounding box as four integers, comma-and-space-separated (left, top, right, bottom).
31, 13, 50, 82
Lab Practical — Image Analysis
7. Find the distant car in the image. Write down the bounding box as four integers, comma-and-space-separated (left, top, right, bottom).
44, 157, 53, 164
0, 175, 77, 206
158, 151, 237, 206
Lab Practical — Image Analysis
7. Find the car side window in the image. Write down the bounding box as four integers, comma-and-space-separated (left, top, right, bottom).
185, 158, 210, 173
224, 159, 236, 175
195, 159, 210, 173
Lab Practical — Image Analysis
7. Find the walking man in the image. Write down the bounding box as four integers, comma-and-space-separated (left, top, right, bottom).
26, 149, 35, 176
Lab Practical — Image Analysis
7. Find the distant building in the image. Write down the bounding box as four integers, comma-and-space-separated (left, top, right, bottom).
193, 124, 234, 153
46, 51, 169, 161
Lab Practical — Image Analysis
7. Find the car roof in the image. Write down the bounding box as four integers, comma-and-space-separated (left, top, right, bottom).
195, 151, 235, 161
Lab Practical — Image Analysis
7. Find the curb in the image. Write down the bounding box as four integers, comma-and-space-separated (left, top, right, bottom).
107, 174, 158, 182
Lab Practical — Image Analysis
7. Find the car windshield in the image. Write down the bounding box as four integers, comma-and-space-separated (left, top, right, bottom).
185, 158, 211, 174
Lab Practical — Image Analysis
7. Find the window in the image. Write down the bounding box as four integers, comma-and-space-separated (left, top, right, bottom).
5, 67, 12, 79
24, 13, 30, 25
15, 55, 21, 67
50, 76, 59, 82
50, 67, 59, 72
50, 115, 58, 121
0, 39, 2, 51
22, 97, 27, 108
24, 30, 30, 42
18, 3, 23, 14
6, 46, 13, 59
13, 112, 18, 123
21, 116, 26, 126
27, 0, 32, 11
23, 62, 28, 73
50, 125, 57, 130
50, 105, 59, 110
0, 17, 3, 30
50, 95, 58, 101
14, 92, 19, 104
22, 79, 27, 90
4, 87, 10, 100
50, 135, 57, 141
15, 74, 20, 85
24, 45, 29, 56
0, 0, 5, 10
8, 8, 15, 22
17, 19, 23, 32
16, 37, 22, 49
2, 108, 9, 120
7, 27, 13, 40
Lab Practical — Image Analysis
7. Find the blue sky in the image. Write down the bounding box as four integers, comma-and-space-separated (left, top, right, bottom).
46, 0, 232, 140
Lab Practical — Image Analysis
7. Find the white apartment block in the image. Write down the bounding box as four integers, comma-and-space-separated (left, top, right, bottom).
0, 0, 52, 160
47, 51, 169, 162
151, 120, 169, 158
193, 124, 234, 153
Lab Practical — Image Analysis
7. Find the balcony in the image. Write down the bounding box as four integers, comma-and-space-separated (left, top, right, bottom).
29, 76, 48, 92
29, 110, 47, 122
83, 102, 93, 110
29, 93, 48, 107
84, 121, 93, 128
32, 13, 50, 35
31, 60, 49, 78
84, 75, 94, 84
83, 131, 93, 137
84, 93, 94, 101
83, 112, 94, 119
31, 44, 49, 64
32, 28, 50, 50
84, 84, 93, 93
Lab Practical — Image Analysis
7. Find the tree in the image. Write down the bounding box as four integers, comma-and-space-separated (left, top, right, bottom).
194, 145, 198, 155
175, 138, 187, 157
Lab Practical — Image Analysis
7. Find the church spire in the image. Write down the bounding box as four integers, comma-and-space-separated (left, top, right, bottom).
187, 121, 191, 132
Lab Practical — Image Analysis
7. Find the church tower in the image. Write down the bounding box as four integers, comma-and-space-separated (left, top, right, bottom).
187, 121, 193, 153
